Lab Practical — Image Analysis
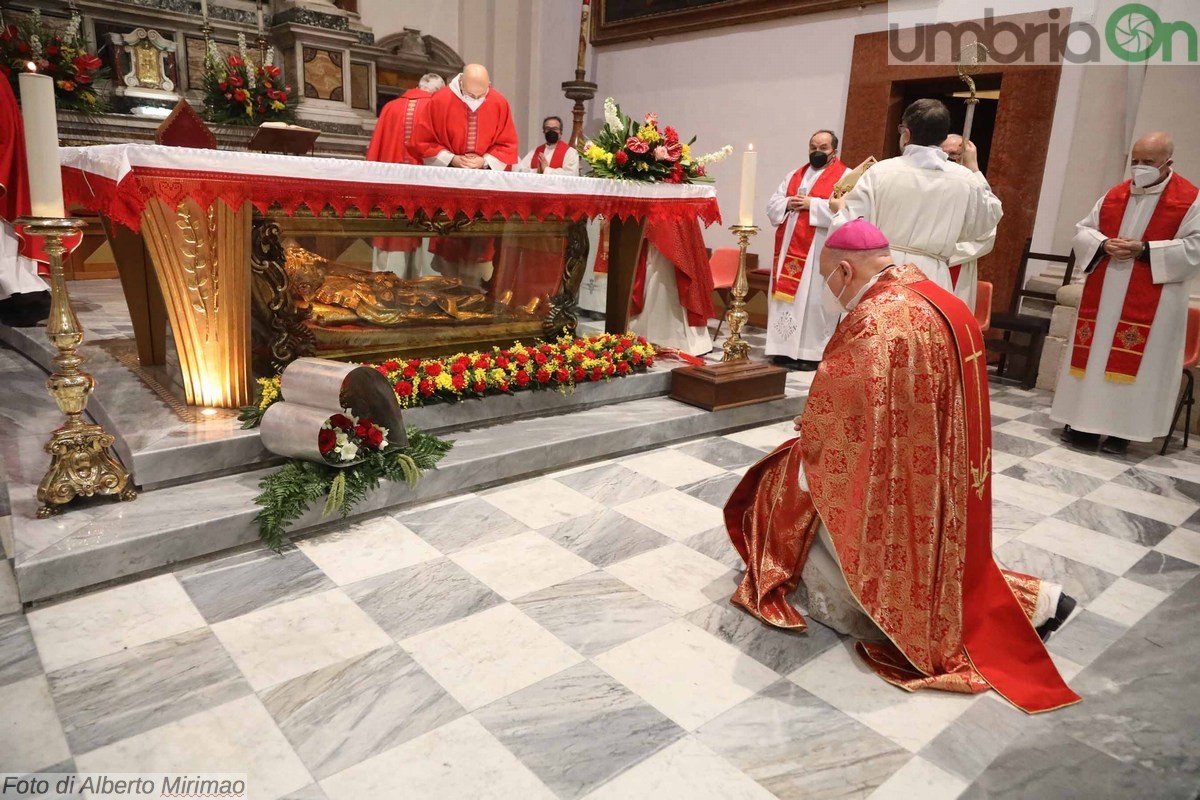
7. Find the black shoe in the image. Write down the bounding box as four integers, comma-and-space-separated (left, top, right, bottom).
1036, 593, 1077, 642
0, 290, 50, 327
795, 360, 819, 372
1060, 425, 1100, 449
771, 356, 798, 368
1100, 436, 1130, 455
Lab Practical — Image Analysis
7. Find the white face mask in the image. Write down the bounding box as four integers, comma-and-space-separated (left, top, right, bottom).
821, 267, 849, 315
1131, 164, 1162, 188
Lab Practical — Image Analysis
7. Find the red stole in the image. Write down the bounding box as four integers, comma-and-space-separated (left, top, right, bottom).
906, 277, 1080, 713
630, 217, 716, 327
771, 159, 847, 302
532, 141, 570, 170
1070, 175, 1199, 383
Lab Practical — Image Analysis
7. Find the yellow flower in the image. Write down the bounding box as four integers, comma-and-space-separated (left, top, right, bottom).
473, 368, 487, 383
491, 368, 506, 382
681, 143, 692, 161
638, 126, 662, 144
270, 100, 285, 111
434, 372, 454, 391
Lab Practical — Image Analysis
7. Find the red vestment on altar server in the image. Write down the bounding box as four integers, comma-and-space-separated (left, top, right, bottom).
630, 217, 716, 327
368, 88, 434, 254
725, 263, 1079, 714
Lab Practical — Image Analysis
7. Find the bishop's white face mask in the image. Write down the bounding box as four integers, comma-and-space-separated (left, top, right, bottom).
1131, 164, 1162, 188
821, 267, 849, 315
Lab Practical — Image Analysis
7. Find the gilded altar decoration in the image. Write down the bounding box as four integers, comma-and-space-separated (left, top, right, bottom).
2, 7, 108, 111
581, 98, 731, 184
177, 202, 221, 327
107, 26, 179, 107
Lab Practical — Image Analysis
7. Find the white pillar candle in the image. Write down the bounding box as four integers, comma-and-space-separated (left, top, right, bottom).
18, 70, 65, 219
737, 144, 756, 227
200, 0, 208, 19
257, 1, 264, 34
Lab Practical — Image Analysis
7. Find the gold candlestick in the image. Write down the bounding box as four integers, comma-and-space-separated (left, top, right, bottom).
721, 224, 759, 362
16, 217, 135, 518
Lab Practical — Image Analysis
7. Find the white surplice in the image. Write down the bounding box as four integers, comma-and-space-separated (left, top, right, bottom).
0, 219, 45, 301
1050, 172, 1200, 441
512, 144, 580, 176
764, 165, 839, 361
628, 245, 713, 357
831, 145, 1002, 294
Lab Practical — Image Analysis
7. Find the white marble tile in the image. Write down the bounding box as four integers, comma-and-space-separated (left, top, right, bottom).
75, 695, 311, 798
450, 531, 595, 601
1086, 577, 1168, 628
1018, 518, 1148, 576
399, 603, 583, 711
583, 736, 775, 800
1137, 454, 1200, 484
1155, 527, 1200, 565
989, 401, 1035, 420
320, 716, 555, 800
1048, 652, 1085, 684
211, 589, 393, 692
789, 642, 978, 753
989, 474, 1077, 516
27, 574, 207, 673
615, 489, 725, 541
993, 419, 1060, 445
605, 543, 732, 614
296, 516, 441, 586
620, 449, 730, 488
482, 478, 605, 529
867, 756, 967, 800
722, 424, 794, 452
593, 619, 779, 732
0, 675, 71, 772
1030, 447, 1131, 481
990, 451, 1026, 474
0, 559, 18, 616
1083, 483, 1197, 527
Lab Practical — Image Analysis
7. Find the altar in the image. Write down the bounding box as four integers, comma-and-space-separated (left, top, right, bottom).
60, 144, 721, 407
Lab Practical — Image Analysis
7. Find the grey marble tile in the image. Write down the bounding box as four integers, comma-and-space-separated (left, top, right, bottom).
279, 785, 328, 800
696, 680, 910, 799
1123, 550, 1200, 594
1181, 506, 1200, 533
991, 431, 1053, 458
46, 627, 251, 754
553, 464, 671, 506
261, 645, 464, 780
1045, 609, 1128, 667
0, 613, 41, 687
993, 540, 1118, 605
513, 571, 676, 658
685, 601, 842, 675
1054, 498, 1174, 547
682, 525, 743, 571
1001, 461, 1105, 497
1114, 466, 1200, 504
991, 499, 1047, 542
474, 661, 685, 800
344, 556, 504, 641
962, 727, 1194, 800
539, 508, 672, 569
676, 437, 772, 470
177, 545, 335, 624
920, 696, 1043, 783
678, 472, 742, 509
394, 495, 527, 554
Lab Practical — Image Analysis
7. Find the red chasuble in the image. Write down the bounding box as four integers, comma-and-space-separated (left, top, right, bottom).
0, 78, 31, 226
771, 159, 847, 302
1070, 175, 1199, 383
367, 88, 433, 254
629, 217, 716, 327
725, 264, 1079, 714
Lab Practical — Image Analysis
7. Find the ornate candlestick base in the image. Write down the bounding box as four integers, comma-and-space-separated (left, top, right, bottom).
16, 217, 136, 518
562, 69, 598, 149
667, 223, 788, 412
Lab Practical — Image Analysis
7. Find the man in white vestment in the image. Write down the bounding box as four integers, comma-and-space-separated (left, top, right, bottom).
829, 99, 1002, 294
939, 133, 995, 310
764, 129, 847, 370
1051, 132, 1200, 455
512, 116, 579, 176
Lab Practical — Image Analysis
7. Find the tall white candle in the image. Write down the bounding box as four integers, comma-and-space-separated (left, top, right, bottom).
200, 0, 208, 19
257, 1, 264, 34
18, 70, 65, 219
738, 144, 757, 227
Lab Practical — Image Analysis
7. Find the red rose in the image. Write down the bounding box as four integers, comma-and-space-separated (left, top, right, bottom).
620, 338, 633, 347
631, 351, 643, 364
617, 361, 630, 374
534, 352, 547, 365
354, 423, 369, 438
233, 88, 248, 102
515, 352, 529, 365
473, 381, 487, 393
573, 367, 585, 381
555, 368, 569, 382
402, 365, 417, 378
590, 367, 603, 381
536, 368, 550, 384
515, 371, 530, 387
408, 359, 421, 368
664, 125, 680, 144
366, 426, 384, 448
604, 363, 616, 376
418, 379, 435, 396
375, 365, 390, 376
615, 150, 629, 167
625, 137, 649, 154
637, 336, 648, 345
450, 362, 466, 375
381, 360, 400, 372
474, 356, 490, 369
539, 344, 553, 353
451, 374, 466, 390
496, 356, 510, 368
497, 380, 509, 392
318, 428, 336, 454
328, 413, 353, 431
425, 362, 442, 377
585, 350, 595, 359
395, 380, 413, 396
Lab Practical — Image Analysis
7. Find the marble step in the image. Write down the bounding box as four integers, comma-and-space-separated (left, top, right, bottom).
12, 379, 809, 604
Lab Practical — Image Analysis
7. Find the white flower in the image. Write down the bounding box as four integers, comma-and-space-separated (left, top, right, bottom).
66, 12, 81, 44
335, 432, 348, 446
340, 441, 359, 461
30, 34, 42, 63
264, 46, 274, 67
695, 145, 733, 166
603, 97, 622, 132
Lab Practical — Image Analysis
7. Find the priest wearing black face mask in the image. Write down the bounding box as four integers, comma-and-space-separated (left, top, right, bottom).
512, 115, 580, 176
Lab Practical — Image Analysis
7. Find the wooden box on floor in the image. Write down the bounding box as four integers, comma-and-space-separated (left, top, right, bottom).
669, 360, 788, 411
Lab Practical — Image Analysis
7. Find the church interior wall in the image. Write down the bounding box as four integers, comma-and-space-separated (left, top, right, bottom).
357, 0, 460, 52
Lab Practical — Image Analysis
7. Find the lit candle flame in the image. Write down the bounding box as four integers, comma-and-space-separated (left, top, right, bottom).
25, 61, 37, 72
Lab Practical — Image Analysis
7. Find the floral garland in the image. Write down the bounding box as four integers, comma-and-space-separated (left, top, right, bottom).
202, 34, 297, 125
2, 8, 107, 112
239, 332, 656, 428
580, 97, 731, 184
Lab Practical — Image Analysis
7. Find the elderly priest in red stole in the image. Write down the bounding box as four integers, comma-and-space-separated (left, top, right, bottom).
1052, 131, 1200, 455
725, 218, 1080, 714
411, 64, 519, 289
366, 72, 445, 278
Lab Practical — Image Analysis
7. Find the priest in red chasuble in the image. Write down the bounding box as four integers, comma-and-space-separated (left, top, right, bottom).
1051, 131, 1200, 455
726, 219, 1080, 714
366, 73, 445, 278
411, 64, 519, 288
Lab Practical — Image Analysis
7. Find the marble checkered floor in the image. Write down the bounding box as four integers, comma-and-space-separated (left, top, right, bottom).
2, 383, 1199, 799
